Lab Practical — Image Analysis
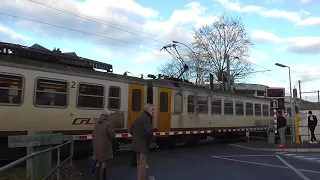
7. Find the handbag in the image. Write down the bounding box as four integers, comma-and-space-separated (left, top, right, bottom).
131, 151, 137, 167
88, 154, 96, 174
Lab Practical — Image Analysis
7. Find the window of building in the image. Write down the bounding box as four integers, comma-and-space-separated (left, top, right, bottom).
211, 98, 221, 114
235, 101, 244, 116
187, 95, 195, 113
263, 104, 269, 116
254, 103, 261, 116
108, 86, 120, 110
196, 96, 208, 114
0, 73, 24, 105
77, 83, 104, 109
246, 102, 253, 116
34, 78, 68, 107
132, 89, 141, 112
160, 92, 169, 112
174, 94, 182, 113
224, 99, 233, 115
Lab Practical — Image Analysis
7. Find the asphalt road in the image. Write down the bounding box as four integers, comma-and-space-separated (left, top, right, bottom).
75, 142, 320, 180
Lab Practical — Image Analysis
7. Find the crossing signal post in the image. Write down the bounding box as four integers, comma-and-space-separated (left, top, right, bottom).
266, 88, 285, 134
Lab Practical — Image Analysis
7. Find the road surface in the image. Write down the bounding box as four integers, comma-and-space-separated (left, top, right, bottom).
75, 142, 320, 180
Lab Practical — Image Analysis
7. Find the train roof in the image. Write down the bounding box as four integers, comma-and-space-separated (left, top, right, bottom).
0, 41, 113, 72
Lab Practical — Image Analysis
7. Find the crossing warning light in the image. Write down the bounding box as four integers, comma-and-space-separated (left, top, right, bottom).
266, 88, 285, 99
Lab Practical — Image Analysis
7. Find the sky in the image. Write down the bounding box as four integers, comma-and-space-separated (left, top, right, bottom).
0, 0, 320, 102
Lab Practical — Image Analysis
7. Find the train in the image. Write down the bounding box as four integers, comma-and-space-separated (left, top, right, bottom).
0, 42, 293, 159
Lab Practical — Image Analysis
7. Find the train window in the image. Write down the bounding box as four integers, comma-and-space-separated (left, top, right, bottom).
211, 98, 221, 114
224, 99, 233, 115
132, 89, 141, 112
196, 96, 208, 114
254, 103, 261, 116
77, 83, 104, 109
287, 107, 292, 117
0, 74, 23, 105
245, 102, 253, 116
160, 92, 168, 112
174, 94, 182, 113
263, 104, 269, 116
108, 86, 120, 110
235, 101, 244, 116
187, 95, 195, 113
270, 108, 274, 117
34, 78, 68, 107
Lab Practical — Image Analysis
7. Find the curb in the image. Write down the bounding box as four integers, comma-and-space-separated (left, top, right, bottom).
229, 144, 320, 153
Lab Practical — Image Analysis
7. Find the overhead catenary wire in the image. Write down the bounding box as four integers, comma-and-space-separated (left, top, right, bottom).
24, 0, 174, 44
0, 12, 161, 51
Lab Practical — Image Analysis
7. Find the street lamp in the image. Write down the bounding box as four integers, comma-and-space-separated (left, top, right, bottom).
275, 62, 295, 143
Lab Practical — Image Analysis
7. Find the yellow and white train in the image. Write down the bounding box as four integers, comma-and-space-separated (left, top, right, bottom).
0, 42, 292, 159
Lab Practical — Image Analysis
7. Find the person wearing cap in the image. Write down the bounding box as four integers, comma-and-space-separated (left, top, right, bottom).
92, 110, 116, 180
308, 110, 318, 144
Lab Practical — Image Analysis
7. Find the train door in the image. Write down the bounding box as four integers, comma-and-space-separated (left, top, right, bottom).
128, 84, 144, 131
157, 88, 171, 132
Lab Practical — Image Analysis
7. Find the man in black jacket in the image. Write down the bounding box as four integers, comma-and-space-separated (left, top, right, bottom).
277, 111, 287, 148
130, 103, 155, 180
308, 110, 318, 144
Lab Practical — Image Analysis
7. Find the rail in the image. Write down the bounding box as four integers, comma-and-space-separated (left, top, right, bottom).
246, 125, 320, 145
0, 140, 74, 180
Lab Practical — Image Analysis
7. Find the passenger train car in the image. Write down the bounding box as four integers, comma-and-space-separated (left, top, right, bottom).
0, 42, 292, 159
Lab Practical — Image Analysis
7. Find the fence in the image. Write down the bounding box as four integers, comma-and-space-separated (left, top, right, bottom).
246, 125, 320, 145
0, 140, 74, 180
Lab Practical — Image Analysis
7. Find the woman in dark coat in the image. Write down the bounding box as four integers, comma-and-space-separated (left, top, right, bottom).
92, 110, 115, 180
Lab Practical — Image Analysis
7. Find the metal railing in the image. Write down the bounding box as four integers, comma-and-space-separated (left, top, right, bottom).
0, 140, 74, 180
245, 124, 320, 145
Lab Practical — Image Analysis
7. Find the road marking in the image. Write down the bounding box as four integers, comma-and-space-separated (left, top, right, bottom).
305, 158, 318, 160
229, 144, 257, 150
149, 176, 156, 180
146, 164, 149, 168
295, 156, 306, 158
276, 152, 287, 154
213, 155, 274, 158
284, 154, 296, 156
276, 155, 310, 180
212, 155, 320, 174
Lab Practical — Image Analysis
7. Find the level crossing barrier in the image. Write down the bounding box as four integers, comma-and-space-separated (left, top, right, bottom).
0, 131, 74, 180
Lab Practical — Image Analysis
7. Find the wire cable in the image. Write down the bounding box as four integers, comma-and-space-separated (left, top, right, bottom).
24, 0, 173, 44
0, 12, 161, 51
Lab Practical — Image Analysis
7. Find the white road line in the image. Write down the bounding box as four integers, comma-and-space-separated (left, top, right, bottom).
212, 156, 286, 168
146, 164, 149, 168
305, 158, 319, 160
276, 152, 287, 154
213, 155, 274, 158
284, 154, 296, 156
275, 155, 310, 180
211, 155, 320, 174
295, 156, 307, 158
149, 176, 156, 180
229, 144, 257, 150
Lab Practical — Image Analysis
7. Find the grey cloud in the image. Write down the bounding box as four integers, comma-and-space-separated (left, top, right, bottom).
285, 41, 320, 54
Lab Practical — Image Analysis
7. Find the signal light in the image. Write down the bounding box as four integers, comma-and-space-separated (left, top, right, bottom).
266, 88, 285, 98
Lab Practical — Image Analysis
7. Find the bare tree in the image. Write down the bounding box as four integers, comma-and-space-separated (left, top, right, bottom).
192, 14, 254, 83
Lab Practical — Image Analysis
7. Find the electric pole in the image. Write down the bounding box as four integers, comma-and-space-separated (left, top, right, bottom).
298, 80, 302, 99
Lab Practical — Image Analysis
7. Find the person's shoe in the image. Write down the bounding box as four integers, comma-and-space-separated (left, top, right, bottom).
309, 141, 313, 144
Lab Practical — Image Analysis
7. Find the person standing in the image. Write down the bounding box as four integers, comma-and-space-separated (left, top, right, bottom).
277, 110, 287, 148
308, 110, 318, 144
131, 103, 155, 180
92, 110, 116, 180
